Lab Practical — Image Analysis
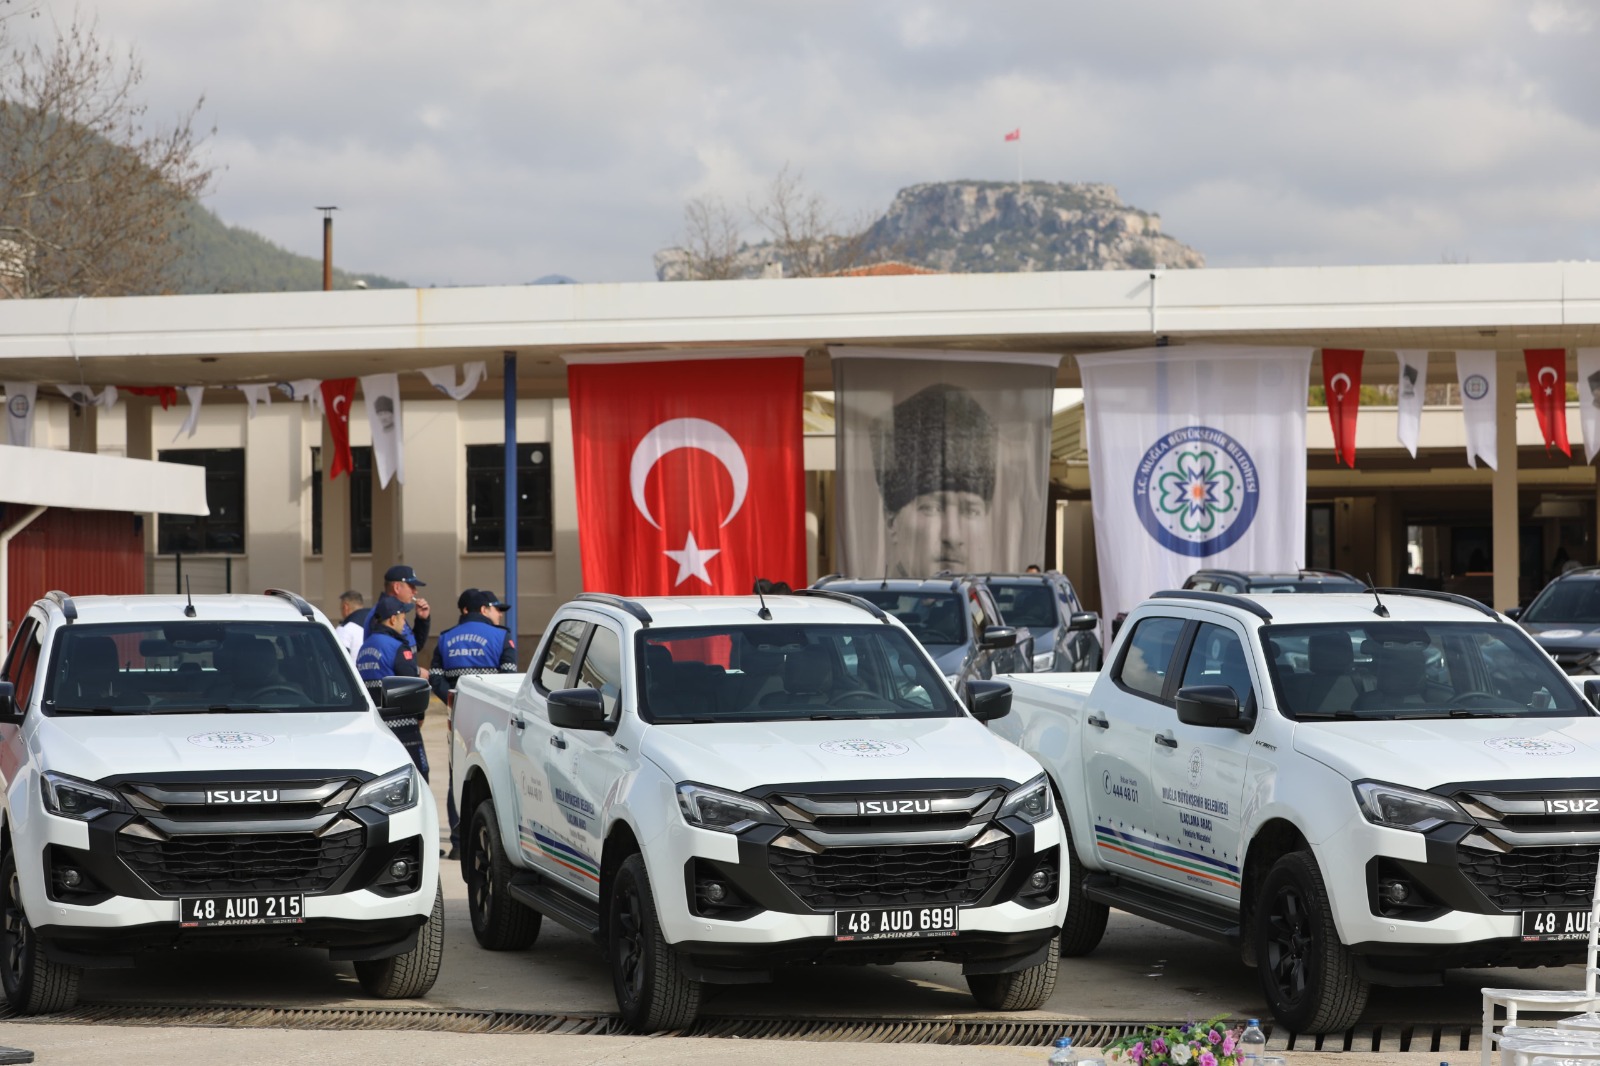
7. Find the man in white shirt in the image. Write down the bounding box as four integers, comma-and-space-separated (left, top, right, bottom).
334, 590, 366, 661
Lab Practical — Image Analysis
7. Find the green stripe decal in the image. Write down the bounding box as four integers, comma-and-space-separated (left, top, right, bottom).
1095, 830, 1240, 887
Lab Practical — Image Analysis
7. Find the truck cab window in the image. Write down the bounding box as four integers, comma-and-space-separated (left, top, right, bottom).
576, 625, 623, 718
1179, 623, 1254, 708
1116, 616, 1186, 700
537, 619, 589, 693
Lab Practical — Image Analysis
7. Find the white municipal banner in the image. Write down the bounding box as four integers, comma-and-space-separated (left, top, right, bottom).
360, 373, 405, 488
4, 382, 36, 446
1079, 346, 1312, 627
1396, 350, 1430, 458
1579, 348, 1600, 464
1456, 350, 1497, 470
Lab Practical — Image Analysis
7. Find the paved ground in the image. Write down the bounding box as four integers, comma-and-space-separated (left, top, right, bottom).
0, 711, 1583, 1063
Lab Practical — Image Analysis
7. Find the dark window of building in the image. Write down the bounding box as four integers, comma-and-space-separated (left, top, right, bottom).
466, 443, 553, 553
309, 447, 374, 555
158, 449, 245, 554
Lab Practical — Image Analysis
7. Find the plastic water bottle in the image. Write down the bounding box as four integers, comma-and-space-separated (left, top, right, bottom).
1048, 1037, 1078, 1066
1239, 1019, 1267, 1064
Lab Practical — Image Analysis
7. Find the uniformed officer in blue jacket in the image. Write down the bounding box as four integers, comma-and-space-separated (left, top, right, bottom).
430, 588, 517, 856
357, 594, 430, 780
363, 564, 431, 653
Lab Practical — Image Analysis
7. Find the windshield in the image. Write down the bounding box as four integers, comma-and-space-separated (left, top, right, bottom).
1247, 576, 1365, 593
837, 590, 967, 646
1521, 580, 1600, 625
637, 623, 963, 724
45, 621, 367, 715
986, 583, 1059, 629
1263, 620, 1587, 721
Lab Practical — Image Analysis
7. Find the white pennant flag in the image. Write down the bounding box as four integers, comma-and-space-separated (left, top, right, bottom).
1456, 351, 1497, 469
360, 373, 404, 488
1579, 349, 1600, 464
276, 378, 325, 414
4, 382, 37, 446
1395, 350, 1429, 458
237, 384, 273, 419
421, 362, 487, 401
173, 386, 205, 442
56, 384, 117, 410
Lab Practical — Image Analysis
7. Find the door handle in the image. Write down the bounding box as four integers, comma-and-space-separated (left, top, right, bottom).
549, 734, 567, 750
1086, 714, 1110, 730
1154, 732, 1178, 749
513, 718, 526, 731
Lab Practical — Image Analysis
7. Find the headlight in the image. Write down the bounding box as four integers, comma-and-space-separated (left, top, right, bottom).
41, 771, 129, 822
353, 766, 419, 814
1353, 781, 1468, 832
1032, 652, 1055, 672
999, 773, 1054, 823
676, 782, 782, 833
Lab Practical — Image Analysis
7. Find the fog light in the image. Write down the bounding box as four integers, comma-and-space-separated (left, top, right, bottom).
388, 859, 411, 880
1030, 869, 1050, 890
703, 881, 728, 904
60, 868, 82, 890
1381, 879, 1410, 904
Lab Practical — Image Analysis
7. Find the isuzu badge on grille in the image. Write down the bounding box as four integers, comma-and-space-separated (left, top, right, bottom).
857, 798, 933, 815
206, 789, 281, 804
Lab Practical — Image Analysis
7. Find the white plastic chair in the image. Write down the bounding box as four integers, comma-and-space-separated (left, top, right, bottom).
1482, 856, 1600, 1066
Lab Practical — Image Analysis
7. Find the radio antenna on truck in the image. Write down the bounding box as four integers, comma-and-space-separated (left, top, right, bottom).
1366, 575, 1389, 618
183, 576, 197, 617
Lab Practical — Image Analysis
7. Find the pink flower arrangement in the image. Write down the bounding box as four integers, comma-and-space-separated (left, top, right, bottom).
1103, 1017, 1246, 1066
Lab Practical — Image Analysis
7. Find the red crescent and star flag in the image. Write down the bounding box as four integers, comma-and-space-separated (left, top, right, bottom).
1321, 348, 1364, 468
1524, 348, 1570, 456
1004, 128, 1020, 142
320, 378, 358, 479
569, 356, 805, 596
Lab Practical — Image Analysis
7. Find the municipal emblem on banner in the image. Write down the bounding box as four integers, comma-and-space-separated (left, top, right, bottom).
1462, 374, 1490, 401
6, 394, 27, 419
1132, 425, 1261, 557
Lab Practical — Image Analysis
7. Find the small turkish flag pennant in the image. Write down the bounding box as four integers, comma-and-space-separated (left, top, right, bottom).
1322, 349, 1364, 467
1524, 348, 1570, 456
320, 378, 358, 478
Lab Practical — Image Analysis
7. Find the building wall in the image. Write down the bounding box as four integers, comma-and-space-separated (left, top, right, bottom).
4, 505, 145, 630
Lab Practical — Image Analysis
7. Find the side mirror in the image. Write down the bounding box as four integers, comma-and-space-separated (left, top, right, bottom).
1175, 685, 1249, 731
1067, 611, 1099, 632
548, 688, 609, 730
0, 682, 20, 725
378, 676, 432, 720
966, 679, 1012, 722
1504, 607, 1523, 621
979, 625, 1018, 650
1584, 678, 1600, 713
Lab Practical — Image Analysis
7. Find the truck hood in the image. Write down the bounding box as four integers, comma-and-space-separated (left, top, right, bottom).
639, 716, 1043, 792
36, 711, 412, 781
1292, 716, 1600, 788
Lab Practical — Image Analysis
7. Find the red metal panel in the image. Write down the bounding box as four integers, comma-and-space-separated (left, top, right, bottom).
4, 506, 145, 640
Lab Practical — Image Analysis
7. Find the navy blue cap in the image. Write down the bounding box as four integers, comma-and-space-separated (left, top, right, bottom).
465, 589, 511, 611
384, 564, 425, 586
372, 594, 413, 622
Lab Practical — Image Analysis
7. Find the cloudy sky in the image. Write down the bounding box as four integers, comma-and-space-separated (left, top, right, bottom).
24, 1, 1600, 287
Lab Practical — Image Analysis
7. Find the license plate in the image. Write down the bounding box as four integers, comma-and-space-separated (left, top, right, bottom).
1521, 908, 1591, 942
179, 893, 304, 928
834, 904, 959, 942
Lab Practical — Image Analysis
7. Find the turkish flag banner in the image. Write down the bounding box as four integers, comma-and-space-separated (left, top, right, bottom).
1321, 348, 1364, 468
569, 356, 805, 596
320, 378, 358, 478
1524, 348, 1571, 456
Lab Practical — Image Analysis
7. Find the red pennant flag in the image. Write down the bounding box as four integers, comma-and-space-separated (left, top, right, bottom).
121, 386, 179, 409
320, 378, 357, 478
569, 357, 805, 596
1004, 128, 1020, 142
1322, 348, 1364, 468
1524, 348, 1570, 456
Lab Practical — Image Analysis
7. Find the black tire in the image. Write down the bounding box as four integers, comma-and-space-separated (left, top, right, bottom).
464, 800, 541, 950
1058, 824, 1108, 957
1253, 851, 1368, 1034
609, 853, 701, 1032
354, 879, 445, 998
1, 851, 80, 1014
965, 935, 1059, 1010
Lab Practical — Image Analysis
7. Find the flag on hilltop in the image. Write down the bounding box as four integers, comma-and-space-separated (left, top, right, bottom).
1004, 128, 1020, 142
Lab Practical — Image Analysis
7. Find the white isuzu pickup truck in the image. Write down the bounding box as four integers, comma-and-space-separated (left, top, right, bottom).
451, 590, 1067, 1031
992, 586, 1600, 1034
0, 590, 443, 1013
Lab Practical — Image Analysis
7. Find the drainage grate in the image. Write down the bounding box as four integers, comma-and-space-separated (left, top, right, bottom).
1, 1003, 1486, 1052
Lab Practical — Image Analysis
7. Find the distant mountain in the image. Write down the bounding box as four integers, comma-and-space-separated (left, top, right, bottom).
656, 179, 1203, 280
170, 202, 409, 294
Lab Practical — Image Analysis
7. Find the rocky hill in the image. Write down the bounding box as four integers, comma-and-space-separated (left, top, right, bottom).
655, 180, 1203, 280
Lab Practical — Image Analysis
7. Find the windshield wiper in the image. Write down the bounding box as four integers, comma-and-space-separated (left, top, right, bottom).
46, 705, 121, 715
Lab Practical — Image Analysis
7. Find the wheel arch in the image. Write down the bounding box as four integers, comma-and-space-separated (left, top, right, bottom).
598, 818, 642, 943
1240, 817, 1310, 966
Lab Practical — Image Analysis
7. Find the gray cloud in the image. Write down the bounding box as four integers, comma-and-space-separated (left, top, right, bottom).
33, 0, 1600, 284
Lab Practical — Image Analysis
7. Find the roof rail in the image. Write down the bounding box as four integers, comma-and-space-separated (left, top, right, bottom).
793, 587, 889, 622
264, 588, 315, 620
812, 573, 843, 586
574, 593, 653, 626
1366, 587, 1500, 620
43, 590, 76, 623
1151, 589, 1274, 621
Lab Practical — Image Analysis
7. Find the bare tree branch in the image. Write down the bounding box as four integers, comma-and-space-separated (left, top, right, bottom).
0, 11, 214, 298
675, 194, 744, 281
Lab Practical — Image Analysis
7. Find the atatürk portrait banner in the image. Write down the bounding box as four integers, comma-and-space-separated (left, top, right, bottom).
832, 348, 1059, 579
